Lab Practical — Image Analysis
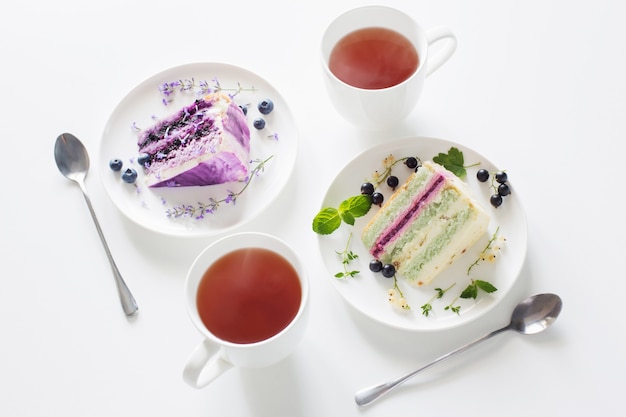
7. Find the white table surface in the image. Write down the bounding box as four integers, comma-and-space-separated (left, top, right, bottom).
2, 0, 624, 415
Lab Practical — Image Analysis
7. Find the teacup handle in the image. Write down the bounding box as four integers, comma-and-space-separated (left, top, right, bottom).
183, 339, 234, 388
425, 27, 457, 77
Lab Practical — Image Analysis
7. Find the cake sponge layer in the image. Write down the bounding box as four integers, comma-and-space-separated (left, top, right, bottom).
361, 161, 490, 286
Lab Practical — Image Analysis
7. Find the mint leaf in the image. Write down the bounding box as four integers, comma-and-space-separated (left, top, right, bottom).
433, 147, 467, 179
313, 195, 373, 235
312, 207, 341, 235
338, 195, 372, 218
340, 211, 356, 226
475, 280, 497, 294
460, 280, 497, 299
460, 282, 478, 299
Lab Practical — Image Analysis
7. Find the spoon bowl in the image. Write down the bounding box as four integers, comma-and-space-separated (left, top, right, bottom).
54, 133, 138, 316
510, 293, 562, 334
355, 293, 562, 406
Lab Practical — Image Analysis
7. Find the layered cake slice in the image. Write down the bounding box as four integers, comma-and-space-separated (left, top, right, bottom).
137, 92, 250, 188
361, 161, 490, 286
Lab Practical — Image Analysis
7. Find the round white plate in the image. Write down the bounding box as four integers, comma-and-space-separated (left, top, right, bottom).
317, 137, 527, 332
99, 62, 298, 237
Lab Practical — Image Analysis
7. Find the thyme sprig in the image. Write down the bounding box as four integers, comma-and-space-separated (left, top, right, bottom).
335, 232, 359, 278
420, 284, 455, 316
165, 155, 273, 219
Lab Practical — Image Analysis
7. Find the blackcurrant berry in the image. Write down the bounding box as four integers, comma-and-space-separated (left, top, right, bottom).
253, 118, 266, 130
498, 183, 511, 196
382, 264, 396, 278
257, 99, 274, 115
360, 182, 375, 195
476, 169, 490, 182
387, 175, 399, 189
109, 159, 123, 172
495, 171, 508, 184
371, 192, 384, 206
121, 168, 138, 183
369, 259, 383, 273
490, 193, 503, 208
405, 157, 419, 170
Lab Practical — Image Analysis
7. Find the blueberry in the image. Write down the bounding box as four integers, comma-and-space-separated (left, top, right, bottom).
387, 176, 399, 189
495, 171, 508, 184
382, 264, 396, 278
371, 192, 384, 206
239, 105, 248, 116
369, 259, 383, 273
405, 157, 419, 170
109, 159, 123, 172
137, 153, 150, 167
476, 169, 490, 182
257, 99, 274, 115
121, 168, 138, 183
253, 118, 266, 130
360, 182, 375, 195
490, 193, 503, 208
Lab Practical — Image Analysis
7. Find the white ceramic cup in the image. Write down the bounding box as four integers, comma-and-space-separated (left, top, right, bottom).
321, 5, 457, 128
182, 232, 310, 389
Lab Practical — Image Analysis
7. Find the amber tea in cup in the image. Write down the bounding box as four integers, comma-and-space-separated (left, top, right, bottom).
321, 5, 456, 128
196, 247, 301, 344
329, 27, 419, 90
183, 232, 309, 389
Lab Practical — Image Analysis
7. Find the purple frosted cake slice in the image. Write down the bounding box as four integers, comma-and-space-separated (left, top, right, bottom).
137, 92, 250, 188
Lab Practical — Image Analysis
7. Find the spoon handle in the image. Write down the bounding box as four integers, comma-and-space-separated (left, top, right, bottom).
79, 182, 138, 316
354, 325, 510, 406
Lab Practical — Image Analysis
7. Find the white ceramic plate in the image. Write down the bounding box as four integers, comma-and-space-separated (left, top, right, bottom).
317, 137, 527, 332
99, 63, 298, 237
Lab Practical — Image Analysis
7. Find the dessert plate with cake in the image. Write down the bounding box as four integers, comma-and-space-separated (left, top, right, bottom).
99, 62, 298, 237
316, 137, 527, 332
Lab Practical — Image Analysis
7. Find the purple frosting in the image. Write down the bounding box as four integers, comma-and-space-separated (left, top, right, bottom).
150, 153, 247, 188
136, 94, 251, 188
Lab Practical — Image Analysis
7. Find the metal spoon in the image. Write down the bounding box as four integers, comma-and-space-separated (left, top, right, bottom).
54, 133, 138, 316
355, 293, 562, 406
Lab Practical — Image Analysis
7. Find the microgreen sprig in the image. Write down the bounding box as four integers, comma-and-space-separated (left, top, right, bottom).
420, 284, 455, 317
335, 232, 359, 278
165, 155, 273, 219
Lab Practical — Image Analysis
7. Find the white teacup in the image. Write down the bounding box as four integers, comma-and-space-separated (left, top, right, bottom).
321, 5, 457, 128
182, 232, 309, 389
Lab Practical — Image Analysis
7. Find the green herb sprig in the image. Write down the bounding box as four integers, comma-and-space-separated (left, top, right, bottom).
433, 147, 480, 179
334, 233, 360, 278
460, 279, 498, 299
420, 284, 455, 317
312, 194, 372, 235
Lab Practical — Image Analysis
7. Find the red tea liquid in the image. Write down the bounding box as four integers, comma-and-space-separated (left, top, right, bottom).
329, 27, 419, 90
196, 248, 301, 344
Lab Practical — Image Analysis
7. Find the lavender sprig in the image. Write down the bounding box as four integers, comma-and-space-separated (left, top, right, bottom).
159, 77, 258, 105
165, 155, 273, 220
